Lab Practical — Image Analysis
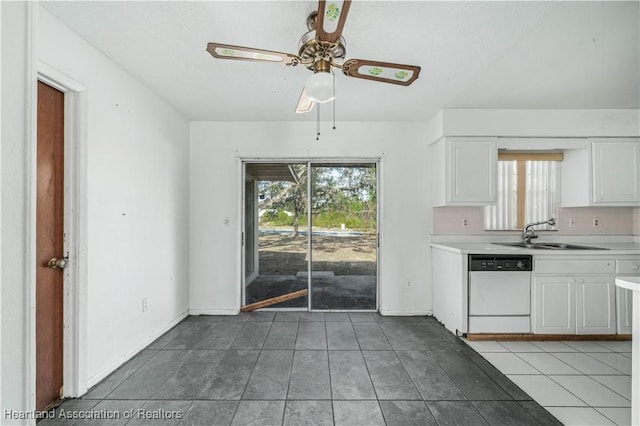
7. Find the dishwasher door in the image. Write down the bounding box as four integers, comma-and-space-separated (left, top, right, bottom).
468, 271, 531, 333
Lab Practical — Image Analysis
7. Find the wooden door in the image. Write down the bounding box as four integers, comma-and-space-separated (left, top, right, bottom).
36, 81, 65, 410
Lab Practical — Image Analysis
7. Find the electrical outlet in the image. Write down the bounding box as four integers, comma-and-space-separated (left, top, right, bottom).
462, 218, 469, 228
142, 298, 149, 312
568, 218, 576, 227
406, 280, 412, 289
593, 218, 600, 227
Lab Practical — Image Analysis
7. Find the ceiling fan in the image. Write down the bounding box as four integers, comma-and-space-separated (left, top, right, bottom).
206, 0, 421, 113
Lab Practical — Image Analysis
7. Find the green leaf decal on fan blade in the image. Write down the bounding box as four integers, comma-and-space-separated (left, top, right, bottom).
326, 3, 340, 21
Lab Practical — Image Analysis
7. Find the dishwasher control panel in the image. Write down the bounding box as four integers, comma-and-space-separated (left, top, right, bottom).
469, 255, 532, 271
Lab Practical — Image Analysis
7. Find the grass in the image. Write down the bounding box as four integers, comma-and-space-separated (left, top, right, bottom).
260, 208, 376, 231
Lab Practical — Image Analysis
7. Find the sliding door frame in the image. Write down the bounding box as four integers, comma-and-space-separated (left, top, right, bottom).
240, 157, 381, 312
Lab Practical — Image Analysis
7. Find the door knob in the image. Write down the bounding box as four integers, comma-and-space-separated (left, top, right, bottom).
48, 257, 68, 269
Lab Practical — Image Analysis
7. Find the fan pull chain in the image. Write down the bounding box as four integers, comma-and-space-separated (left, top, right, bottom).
316, 103, 320, 140
333, 72, 336, 130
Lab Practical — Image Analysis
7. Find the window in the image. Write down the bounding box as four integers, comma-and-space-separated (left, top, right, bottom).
485, 151, 562, 230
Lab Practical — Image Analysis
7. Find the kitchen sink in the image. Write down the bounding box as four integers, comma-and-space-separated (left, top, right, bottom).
493, 242, 608, 250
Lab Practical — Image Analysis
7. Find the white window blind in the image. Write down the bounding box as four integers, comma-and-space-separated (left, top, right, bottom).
485, 160, 559, 230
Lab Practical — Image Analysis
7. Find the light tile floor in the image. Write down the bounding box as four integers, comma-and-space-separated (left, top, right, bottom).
465, 339, 632, 426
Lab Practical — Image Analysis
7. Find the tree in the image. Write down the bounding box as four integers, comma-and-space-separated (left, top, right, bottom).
258, 165, 308, 237
258, 165, 377, 234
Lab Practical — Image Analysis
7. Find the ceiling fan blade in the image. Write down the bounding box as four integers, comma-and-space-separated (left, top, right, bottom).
206, 43, 300, 66
295, 88, 315, 114
315, 0, 352, 44
342, 59, 421, 86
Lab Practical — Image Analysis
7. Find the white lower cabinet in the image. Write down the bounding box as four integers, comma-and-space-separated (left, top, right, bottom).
533, 258, 616, 335
534, 275, 615, 334
575, 277, 616, 334
534, 277, 575, 334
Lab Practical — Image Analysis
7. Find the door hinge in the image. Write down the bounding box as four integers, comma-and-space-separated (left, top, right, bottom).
241, 232, 244, 247
377, 233, 380, 248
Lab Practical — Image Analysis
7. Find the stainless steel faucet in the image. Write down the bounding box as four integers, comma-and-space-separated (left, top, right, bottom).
522, 218, 556, 244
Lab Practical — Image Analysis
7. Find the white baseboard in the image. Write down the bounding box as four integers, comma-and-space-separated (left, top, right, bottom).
85, 310, 189, 389
189, 308, 240, 316
379, 309, 433, 316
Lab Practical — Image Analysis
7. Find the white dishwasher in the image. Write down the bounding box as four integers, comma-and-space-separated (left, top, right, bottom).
468, 254, 532, 333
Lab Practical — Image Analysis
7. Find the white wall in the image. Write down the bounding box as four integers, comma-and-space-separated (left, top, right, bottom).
37, 7, 191, 388
0, 7, 189, 416
1, 1, 33, 419
190, 121, 431, 316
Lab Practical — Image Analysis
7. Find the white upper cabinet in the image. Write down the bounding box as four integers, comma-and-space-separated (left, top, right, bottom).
431, 137, 497, 206
592, 140, 640, 203
562, 138, 640, 206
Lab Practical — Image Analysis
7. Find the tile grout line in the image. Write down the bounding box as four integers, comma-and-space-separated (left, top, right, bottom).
582, 351, 631, 375
593, 406, 628, 426
329, 318, 335, 426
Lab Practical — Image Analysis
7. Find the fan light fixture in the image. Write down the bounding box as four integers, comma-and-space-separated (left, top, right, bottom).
305, 71, 334, 103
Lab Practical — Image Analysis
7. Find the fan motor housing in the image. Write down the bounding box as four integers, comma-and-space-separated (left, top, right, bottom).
298, 30, 346, 70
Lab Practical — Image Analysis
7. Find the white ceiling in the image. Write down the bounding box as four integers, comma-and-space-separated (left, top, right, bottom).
41, 1, 640, 122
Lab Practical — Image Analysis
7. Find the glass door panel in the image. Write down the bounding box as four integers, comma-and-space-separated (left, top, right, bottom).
310, 164, 377, 310
243, 162, 308, 308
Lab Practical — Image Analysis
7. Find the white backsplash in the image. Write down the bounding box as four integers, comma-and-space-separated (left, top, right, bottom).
433, 206, 636, 236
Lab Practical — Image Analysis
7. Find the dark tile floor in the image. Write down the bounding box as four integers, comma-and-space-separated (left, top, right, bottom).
42, 313, 562, 425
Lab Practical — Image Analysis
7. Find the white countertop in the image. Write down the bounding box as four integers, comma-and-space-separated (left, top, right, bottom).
431, 241, 640, 255
615, 276, 640, 291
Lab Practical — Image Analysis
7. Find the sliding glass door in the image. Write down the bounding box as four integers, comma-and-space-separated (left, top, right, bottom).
243, 161, 377, 311
309, 164, 377, 310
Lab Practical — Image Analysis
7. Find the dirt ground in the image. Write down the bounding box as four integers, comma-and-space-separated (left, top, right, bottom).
259, 233, 377, 275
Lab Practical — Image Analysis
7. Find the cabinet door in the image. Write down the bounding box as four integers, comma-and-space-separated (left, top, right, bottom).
576, 276, 616, 334
616, 286, 633, 334
534, 277, 574, 334
592, 141, 640, 204
447, 138, 496, 204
